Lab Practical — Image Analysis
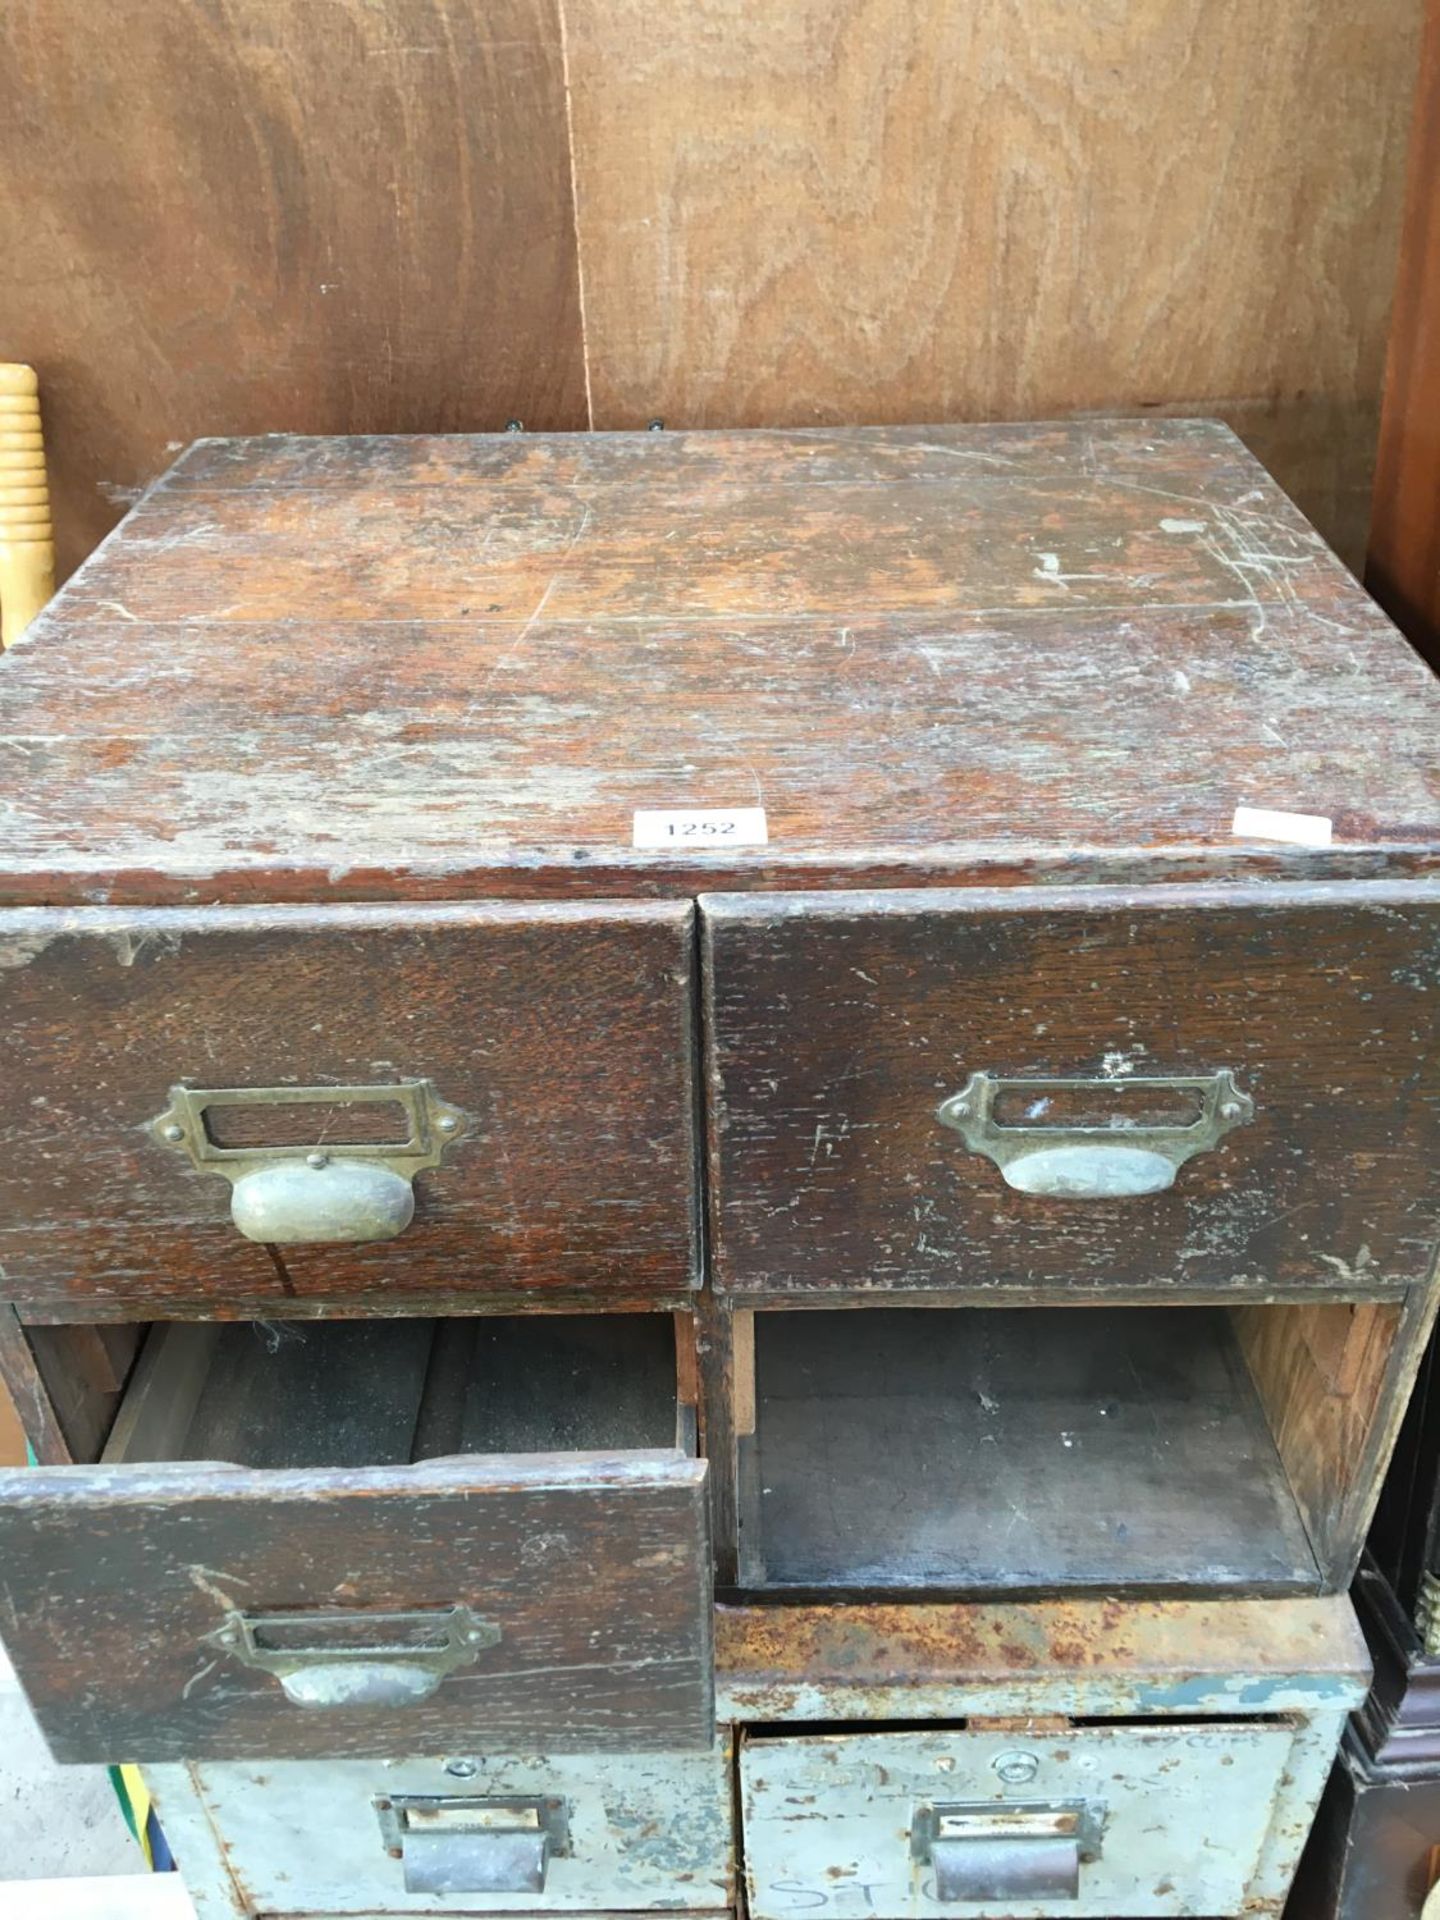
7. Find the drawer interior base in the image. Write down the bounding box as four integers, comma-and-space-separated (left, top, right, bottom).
104, 1314, 684, 1468
747, 1306, 1322, 1594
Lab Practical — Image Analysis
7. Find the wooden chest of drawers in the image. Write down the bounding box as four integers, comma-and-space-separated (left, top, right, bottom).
1, 419, 1436, 1916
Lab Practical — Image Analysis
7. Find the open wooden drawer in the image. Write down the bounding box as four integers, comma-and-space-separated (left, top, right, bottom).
719, 1297, 1431, 1597
0, 1313, 712, 1763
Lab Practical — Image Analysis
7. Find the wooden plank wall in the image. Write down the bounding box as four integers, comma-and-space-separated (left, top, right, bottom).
0, 0, 1423, 581
1369, 0, 1440, 658
0, 0, 588, 580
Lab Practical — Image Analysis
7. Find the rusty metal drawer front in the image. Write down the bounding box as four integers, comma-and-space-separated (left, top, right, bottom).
148, 1744, 735, 1914
0, 1449, 713, 1763
740, 1724, 1297, 1917
702, 884, 1440, 1299
0, 900, 698, 1315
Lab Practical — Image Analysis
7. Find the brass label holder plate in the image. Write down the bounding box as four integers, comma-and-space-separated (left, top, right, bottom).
151, 1078, 469, 1244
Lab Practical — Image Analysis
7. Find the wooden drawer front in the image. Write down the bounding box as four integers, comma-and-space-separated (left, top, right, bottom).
152, 1745, 734, 1914
0, 1450, 712, 1762
740, 1725, 1296, 1918
0, 901, 696, 1314
703, 883, 1440, 1297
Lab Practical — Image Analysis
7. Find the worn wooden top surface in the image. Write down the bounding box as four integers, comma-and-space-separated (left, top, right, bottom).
2, 420, 1438, 907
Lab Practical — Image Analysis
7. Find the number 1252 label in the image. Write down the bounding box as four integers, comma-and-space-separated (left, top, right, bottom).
632, 807, 769, 848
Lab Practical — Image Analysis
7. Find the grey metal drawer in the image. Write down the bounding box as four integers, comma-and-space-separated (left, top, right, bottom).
147, 1743, 735, 1915
740, 1724, 1298, 1918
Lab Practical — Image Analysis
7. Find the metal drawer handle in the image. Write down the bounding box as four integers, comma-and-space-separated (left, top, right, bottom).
152, 1079, 468, 1244
936, 1069, 1253, 1197
206, 1604, 500, 1708
376, 1795, 571, 1895
913, 1802, 1104, 1903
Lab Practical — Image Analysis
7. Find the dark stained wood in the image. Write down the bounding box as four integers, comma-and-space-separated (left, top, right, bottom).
102, 1325, 222, 1467
744, 1307, 1317, 1597
1287, 1725, 1440, 1920
1, 1320, 143, 1465
105, 1314, 681, 1469
0, 1304, 71, 1464
703, 881, 1440, 1300
425, 1314, 679, 1456
693, 1292, 742, 1587
1348, 1561, 1440, 1773
1368, 0, 1440, 663
0, 1449, 712, 1763
24, 1324, 143, 1462
0, 903, 697, 1315
0, 0, 588, 585
3, 423, 1439, 908
182, 1320, 438, 1470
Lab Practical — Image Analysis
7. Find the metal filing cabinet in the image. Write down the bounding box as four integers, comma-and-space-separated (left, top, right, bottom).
0, 420, 1437, 1915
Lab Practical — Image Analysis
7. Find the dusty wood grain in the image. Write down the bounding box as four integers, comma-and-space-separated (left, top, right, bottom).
0, 0, 588, 583
703, 880, 1440, 1299
1236, 1301, 1407, 1587
24, 1324, 143, 1462
0, 902, 697, 1315
562, 0, 1420, 569
0, 1450, 712, 1762
3, 423, 1439, 908
1368, 0, 1440, 659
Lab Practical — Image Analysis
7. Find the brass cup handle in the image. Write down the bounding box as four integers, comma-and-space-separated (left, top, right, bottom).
205, 1604, 500, 1708
152, 1079, 468, 1244
936, 1070, 1253, 1197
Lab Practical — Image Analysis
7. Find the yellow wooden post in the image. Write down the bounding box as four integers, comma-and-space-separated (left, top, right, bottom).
0, 363, 56, 648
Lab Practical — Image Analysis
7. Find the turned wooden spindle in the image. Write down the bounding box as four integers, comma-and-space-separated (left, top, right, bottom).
0, 363, 56, 648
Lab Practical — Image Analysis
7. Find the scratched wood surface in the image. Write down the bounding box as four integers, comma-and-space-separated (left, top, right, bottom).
0, 1448, 712, 1762
702, 881, 1440, 1300
3, 422, 1439, 908
562, 0, 1422, 570
0, 0, 588, 582
0, 903, 698, 1317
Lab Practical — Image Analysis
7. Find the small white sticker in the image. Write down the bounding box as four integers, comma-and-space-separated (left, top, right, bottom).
633, 807, 769, 849
1232, 805, 1333, 848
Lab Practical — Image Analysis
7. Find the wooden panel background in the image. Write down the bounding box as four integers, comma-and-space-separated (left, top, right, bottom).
0, 0, 589, 580
0, 0, 1424, 581
1369, 0, 1440, 655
